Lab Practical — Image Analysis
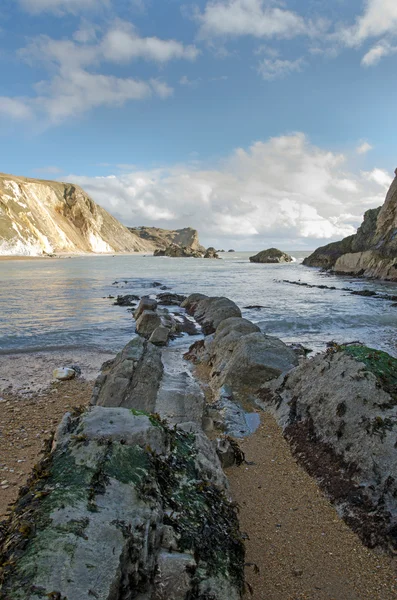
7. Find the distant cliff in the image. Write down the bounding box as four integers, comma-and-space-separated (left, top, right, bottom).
0, 173, 153, 256
128, 226, 205, 253
304, 171, 397, 281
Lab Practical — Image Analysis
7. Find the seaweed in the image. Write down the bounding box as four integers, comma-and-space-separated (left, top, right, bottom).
342, 345, 397, 403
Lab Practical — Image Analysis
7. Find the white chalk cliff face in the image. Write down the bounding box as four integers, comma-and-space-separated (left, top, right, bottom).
0, 173, 153, 256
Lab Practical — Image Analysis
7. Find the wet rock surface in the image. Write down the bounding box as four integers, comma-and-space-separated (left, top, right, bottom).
182, 294, 242, 335
259, 344, 397, 550
0, 408, 244, 600
304, 172, 397, 280
249, 248, 293, 264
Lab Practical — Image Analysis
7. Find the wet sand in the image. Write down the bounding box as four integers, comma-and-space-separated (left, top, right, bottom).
228, 413, 397, 600
1, 360, 397, 598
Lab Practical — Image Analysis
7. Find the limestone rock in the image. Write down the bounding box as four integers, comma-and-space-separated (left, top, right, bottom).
182, 294, 242, 335
304, 173, 397, 280
149, 325, 170, 346
136, 310, 162, 338
134, 296, 158, 320
156, 292, 187, 306
53, 367, 76, 381
0, 172, 152, 256
249, 248, 293, 263
0, 407, 244, 600
265, 345, 397, 548
154, 243, 203, 258
204, 247, 220, 259
92, 336, 163, 411
128, 226, 206, 253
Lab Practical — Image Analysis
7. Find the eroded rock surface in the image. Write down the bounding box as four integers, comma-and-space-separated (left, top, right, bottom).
182, 294, 242, 335
260, 344, 397, 549
92, 337, 163, 411
0, 408, 244, 600
303, 172, 397, 280
249, 248, 293, 264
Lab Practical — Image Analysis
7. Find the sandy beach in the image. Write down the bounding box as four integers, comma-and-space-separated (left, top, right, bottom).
1, 356, 397, 598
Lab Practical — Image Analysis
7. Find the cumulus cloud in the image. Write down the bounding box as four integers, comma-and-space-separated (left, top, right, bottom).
64, 133, 390, 249
361, 40, 397, 66
6, 23, 198, 123
101, 24, 199, 63
356, 141, 373, 154
362, 168, 392, 188
0, 97, 33, 119
339, 0, 397, 47
257, 56, 304, 80
197, 0, 325, 40
19, 0, 109, 15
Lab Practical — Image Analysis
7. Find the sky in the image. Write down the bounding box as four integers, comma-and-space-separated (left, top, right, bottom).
0, 0, 396, 249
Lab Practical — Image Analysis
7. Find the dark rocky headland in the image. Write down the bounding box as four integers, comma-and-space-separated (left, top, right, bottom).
304, 170, 397, 281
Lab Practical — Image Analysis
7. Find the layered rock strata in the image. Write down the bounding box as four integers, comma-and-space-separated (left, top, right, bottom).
304, 172, 397, 280
0, 172, 152, 256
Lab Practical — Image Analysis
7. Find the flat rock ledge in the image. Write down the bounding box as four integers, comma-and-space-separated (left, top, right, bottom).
0, 407, 244, 600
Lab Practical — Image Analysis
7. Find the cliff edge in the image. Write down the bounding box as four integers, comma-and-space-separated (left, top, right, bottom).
303, 170, 397, 281
0, 172, 153, 256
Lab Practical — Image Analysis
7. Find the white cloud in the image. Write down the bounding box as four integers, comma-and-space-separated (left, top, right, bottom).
19, 0, 109, 15
0, 97, 32, 119
362, 168, 392, 188
257, 56, 304, 80
361, 40, 397, 65
64, 133, 390, 248
197, 0, 325, 40
101, 24, 199, 63
339, 0, 397, 47
6, 23, 196, 123
356, 141, 373, 154
37, 69, 154, 122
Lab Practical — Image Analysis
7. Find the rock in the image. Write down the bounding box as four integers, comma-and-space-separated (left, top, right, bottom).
53, 367, 76, 381
182, 295, 242, 335
204, 247, 220, 259
212, 332, 298, 400
216, 438, 237, 468
154, 243, 203, 258
114, 294, 140, 306
92, 336, 163, 411
136, 310, 162, 338
134, 296, 158, 320
0, 172, 153, 256
149, 325, 170, 346
0, 407, 244, 600
264, 344, 397, 548
228, 249, 235, 252
128, 226, 206, 254
157, 292, 187, 306
304, 174, 397, 281
249, 248, 293, 263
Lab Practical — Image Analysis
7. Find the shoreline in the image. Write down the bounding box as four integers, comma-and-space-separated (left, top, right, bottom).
0, 251, 153, 262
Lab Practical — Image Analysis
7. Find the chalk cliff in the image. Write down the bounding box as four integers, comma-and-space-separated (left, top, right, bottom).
303, 171, 397, 280
0, 172, 152, 256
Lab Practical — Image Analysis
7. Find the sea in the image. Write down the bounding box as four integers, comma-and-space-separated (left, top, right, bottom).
0, 251, 396, 358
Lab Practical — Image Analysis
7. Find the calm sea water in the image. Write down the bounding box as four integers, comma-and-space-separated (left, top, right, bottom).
0, 251, 396, 357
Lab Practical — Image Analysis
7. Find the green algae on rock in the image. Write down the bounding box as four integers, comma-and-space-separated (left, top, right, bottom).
0, 407, 244, 600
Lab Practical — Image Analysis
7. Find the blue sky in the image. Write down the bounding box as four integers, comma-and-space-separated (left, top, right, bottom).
0, 0, 396, 249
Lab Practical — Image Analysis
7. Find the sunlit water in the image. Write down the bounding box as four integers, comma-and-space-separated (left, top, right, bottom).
0, 251, 396, 357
